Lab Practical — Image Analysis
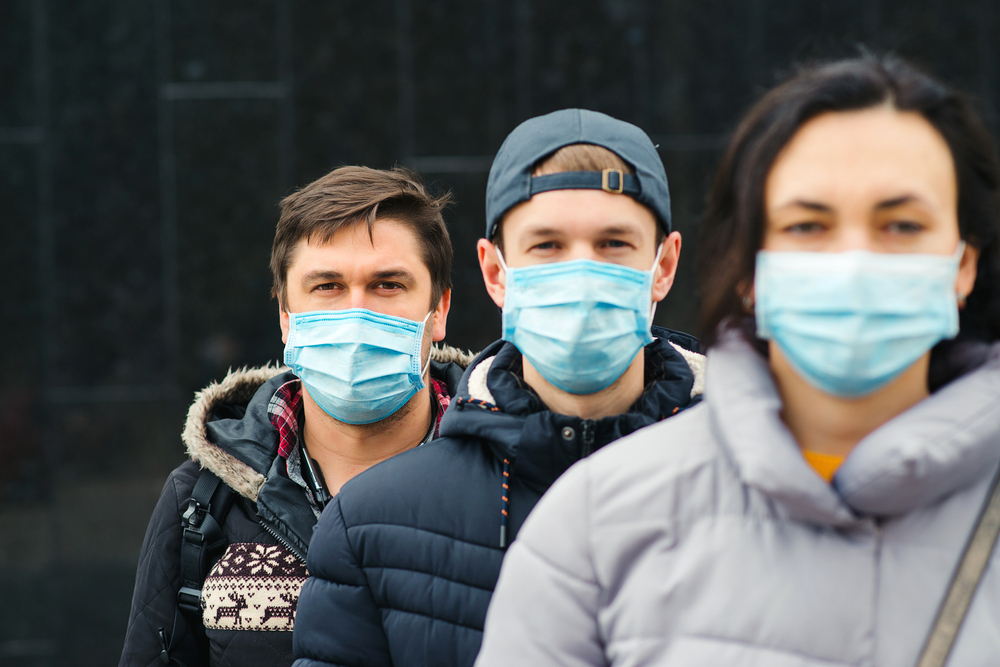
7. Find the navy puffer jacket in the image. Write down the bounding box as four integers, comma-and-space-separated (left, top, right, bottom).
292, 327, 705, 667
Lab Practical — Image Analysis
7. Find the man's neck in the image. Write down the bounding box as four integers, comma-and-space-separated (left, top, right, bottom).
300, 382, 433, 495
770, 344, 931, 458
522, 349, 645, 420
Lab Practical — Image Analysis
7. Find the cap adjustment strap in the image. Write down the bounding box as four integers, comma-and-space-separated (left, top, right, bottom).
528, 170, 641, 197
602, 168, 623, 194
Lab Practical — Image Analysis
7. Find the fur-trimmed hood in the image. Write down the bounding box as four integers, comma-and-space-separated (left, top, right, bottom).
182, 344, 476, 501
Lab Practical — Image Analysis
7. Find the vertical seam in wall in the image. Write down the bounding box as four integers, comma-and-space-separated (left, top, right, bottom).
33, 0, 52, 389
34, 0, 55, 480
155, 0, 180, 386
631, 0, 651, 130
515, 0, 532, 120
395, 0, 415, 161
277, 0, 295, 191
747, 0, 765, 88
32, 0, 65, 647
978, 0, 996, 132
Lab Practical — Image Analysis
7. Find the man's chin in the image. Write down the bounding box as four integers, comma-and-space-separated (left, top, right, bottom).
333, 391, 417, 433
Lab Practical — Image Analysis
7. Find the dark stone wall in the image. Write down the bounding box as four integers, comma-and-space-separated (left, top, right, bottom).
0, 0, 995, 663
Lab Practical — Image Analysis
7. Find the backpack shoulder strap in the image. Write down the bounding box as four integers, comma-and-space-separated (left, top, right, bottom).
158, 469, 237, 666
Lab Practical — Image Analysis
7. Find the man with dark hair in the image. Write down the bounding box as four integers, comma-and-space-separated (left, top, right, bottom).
119, 166, 472, 667
292, 109, 705, 667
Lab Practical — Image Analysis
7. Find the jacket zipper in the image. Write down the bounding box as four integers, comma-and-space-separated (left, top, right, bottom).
581, 420, 596, 457
259, 518, 307, 564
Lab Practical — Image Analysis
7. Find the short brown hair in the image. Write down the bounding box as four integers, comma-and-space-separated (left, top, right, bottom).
495, 143, 663, 248
272, 165, 453, 310
533, 143, 633, 176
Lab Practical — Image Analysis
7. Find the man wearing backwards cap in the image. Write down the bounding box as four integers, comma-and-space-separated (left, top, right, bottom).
291, 109, 705, 667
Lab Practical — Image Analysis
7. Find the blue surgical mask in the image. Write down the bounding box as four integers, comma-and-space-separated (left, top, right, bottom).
498, 247, 661, 395
284, 308, 432, 424
754, 243, 964, 398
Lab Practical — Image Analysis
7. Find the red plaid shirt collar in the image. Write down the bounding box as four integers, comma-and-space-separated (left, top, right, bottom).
267, 378, 451, 458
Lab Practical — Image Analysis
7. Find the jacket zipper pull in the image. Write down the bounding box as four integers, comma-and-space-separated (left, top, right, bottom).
581, 420, 596, 457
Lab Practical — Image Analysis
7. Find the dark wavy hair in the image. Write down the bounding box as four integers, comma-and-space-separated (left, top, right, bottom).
696, 55, 1000, 353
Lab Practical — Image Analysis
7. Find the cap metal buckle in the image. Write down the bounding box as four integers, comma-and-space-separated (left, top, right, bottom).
601, 168, 624, 194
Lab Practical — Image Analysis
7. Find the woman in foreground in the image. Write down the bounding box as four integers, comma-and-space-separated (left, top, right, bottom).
475, 56, 1000, 667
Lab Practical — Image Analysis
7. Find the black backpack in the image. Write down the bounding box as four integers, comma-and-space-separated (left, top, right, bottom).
157, 470, 236, 667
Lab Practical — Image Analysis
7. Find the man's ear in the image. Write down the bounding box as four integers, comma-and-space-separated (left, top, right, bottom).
478, 238, 506, 308
651, 231, 682, 303
431, 288, 452, 341
279, 305, 290, 345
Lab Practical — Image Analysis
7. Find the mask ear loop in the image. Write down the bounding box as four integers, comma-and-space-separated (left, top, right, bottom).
496, 247, 509, 274
648, 242, 665, 322
954, 240, 969, 308
417, 309, 434, 381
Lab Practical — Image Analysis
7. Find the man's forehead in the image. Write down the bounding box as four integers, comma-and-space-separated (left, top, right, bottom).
290, 221, 428, 274
515, 220, 647, 237
501, 195, 658, 240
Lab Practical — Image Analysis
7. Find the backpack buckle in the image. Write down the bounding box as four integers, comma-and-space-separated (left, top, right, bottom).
181, 497, 208, 529
177, 586, 202, 614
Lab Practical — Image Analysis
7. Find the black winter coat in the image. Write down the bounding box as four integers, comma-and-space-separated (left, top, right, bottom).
292, 328, 705, 667
119, 350, 470, 667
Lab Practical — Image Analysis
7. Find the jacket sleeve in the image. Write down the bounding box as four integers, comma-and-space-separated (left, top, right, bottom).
119, 460, 206, 667
292, 495, 392, 667
475, 460, 605, 667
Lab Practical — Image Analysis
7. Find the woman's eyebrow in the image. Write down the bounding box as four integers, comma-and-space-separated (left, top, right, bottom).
775, 199, 833, 213
874, 195, 922, 210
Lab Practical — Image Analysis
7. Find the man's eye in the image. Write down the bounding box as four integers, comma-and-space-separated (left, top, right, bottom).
532, 241, 558, 251
603, 239, 630, 249
375, 282, 402, 290
315, 283, 339, 291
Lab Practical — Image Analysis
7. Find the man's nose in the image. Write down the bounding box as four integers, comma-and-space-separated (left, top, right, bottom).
347, 289, 372, 310
565, 243, 601, 262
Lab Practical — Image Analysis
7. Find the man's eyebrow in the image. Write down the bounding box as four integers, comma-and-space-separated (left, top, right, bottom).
596, 223, 643, 236
371, 268, 417, 283
520, 226, 563, 238
301, 269, 343, 285
521, 223, 642, 237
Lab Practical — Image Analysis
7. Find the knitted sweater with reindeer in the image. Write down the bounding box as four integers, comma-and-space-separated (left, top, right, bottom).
118, 347, 473, 667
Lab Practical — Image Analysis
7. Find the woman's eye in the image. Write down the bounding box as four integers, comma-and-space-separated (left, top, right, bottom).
884, 220, 925, 234
784, 221, 826, 235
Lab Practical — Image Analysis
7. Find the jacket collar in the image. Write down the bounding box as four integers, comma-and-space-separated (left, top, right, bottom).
181, 345, 477, 502
440, 329, 705, 492
707, 333, 1000, 526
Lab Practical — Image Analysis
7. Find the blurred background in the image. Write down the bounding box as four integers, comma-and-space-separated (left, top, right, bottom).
0, 0, 996, 664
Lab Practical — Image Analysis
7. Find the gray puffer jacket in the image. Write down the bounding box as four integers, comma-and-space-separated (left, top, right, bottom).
476, 335, 1000, 667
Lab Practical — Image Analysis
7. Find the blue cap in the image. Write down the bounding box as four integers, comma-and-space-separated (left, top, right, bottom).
485, 108, 671, 239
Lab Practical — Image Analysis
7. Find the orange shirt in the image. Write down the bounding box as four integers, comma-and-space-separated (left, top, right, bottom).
801, 450, 845, 483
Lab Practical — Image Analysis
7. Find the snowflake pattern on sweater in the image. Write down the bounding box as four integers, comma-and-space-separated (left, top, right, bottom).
200, 543, 308, 632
